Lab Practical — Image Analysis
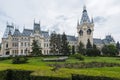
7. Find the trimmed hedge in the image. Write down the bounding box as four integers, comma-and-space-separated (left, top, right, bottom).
0, 70, 32, 80
0, 70, 119, 80
72, 74, 119, 80
30, 76, 69, 80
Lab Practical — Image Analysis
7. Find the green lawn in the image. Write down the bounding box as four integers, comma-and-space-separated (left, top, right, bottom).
0, 56, 120, 79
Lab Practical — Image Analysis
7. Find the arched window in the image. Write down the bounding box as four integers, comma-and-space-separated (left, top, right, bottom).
79, 30, 83, 36
6, 43, 8, 48
87, 29, 92, 35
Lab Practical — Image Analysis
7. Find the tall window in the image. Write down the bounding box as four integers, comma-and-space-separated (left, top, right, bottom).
79, 30, 83, 36
87, 29, 92, 35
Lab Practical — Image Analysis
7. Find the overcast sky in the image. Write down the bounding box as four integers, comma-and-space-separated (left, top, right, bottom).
0, 0, 120, 42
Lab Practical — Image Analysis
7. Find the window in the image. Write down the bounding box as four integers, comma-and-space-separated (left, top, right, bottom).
87, 29, 92, 35
21, 50, 23, 54
21, 42, 23, 46
6, 43, 8, 48
79, 30, 83, 36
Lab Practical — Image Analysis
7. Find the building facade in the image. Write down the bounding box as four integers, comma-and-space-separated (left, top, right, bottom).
0, 6, 115, 56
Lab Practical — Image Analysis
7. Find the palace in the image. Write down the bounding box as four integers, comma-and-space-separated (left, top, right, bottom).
0, 6, 115, 56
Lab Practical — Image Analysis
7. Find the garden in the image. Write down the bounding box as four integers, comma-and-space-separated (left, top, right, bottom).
0, 55, 120, 80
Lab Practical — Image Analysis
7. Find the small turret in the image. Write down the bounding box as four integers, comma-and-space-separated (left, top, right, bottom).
33, 20, 41, 34
91, 17, 94, 23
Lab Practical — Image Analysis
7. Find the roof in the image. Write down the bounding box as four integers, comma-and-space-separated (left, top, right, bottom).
21, 28, 49, 38
3, 25, 14, 38
13, 29, 21, 36
22, 29, 33, 36
67, 35, 77, 41
93, 38, 103, 44
41, 31, 49, 38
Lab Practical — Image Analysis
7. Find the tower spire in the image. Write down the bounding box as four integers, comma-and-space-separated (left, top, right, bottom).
80, 5, 90, 24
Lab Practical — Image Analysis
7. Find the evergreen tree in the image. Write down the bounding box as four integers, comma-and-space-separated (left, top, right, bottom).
72, 45, 75, 55
116, 41, 120, 50
56, 34, 62, 54
50, 32, 58, 55
31, 40, 42, 56
61, 32, 70, 55
86, 39, 92, 49
77, 41, 85, 55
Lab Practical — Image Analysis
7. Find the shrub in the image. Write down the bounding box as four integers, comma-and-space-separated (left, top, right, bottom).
70, 54, 84, 60
86, 48, 101, 56
12, 56, 28, 64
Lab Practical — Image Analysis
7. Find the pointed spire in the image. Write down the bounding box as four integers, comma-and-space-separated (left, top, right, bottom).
80, 5, 90, 24
8, 27, 11, 35
91, 17, 94, 23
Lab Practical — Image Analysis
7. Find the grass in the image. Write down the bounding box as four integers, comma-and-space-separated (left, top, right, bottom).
0, 56, 120, 79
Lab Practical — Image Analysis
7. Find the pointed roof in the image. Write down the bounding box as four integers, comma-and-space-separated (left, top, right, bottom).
3, 24, 14, 38
13, 28, 21, 36
80, 5, 90, 24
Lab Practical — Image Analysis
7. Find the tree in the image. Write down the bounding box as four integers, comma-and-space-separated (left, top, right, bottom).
50, 32, 58, 55
86, 39, 92, 49
31, 40, 42, 56
56, 34, 62, 54
61, 32, 70, 55
102, 44, 118, 56
116, 41, 120, 50
77, 41, 85, 55
71, 45, 75, 55
86, 43, 101, 56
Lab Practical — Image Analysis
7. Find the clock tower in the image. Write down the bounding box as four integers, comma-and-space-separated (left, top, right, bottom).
77, 6, 94, 48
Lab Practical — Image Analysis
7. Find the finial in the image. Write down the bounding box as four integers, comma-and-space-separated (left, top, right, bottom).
91, 16, 94, 23
83, 5, 86, 10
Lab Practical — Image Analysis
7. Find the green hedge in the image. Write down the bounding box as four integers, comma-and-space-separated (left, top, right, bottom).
0, 70, 32, 80
72, 74, 119, 80
0, 70, 119, 80
30, 76, 69, 80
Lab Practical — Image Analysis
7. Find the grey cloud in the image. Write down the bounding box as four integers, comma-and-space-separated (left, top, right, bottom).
94, 16, 107, 25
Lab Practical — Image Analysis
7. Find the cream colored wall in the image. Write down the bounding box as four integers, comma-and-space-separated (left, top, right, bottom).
77, 23, 94, 48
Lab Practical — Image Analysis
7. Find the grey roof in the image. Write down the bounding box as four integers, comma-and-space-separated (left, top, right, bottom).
21, 28, 49, 38
42, 31, 49, 38
93, 38, 103, 44
67, 35, 77, 41
3, 25, 14, 38
13, 29, 21, 36
22, 29, 33, 36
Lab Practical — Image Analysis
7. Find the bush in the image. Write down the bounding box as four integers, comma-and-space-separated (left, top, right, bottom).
70, 54, 84, 60
12, 56, 28, 64
86, 48, 101, 56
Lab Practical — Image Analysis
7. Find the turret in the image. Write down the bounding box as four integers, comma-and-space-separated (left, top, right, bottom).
33, 20, 41, 34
